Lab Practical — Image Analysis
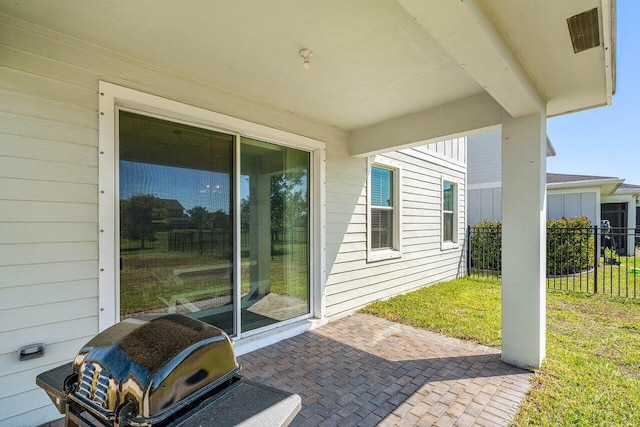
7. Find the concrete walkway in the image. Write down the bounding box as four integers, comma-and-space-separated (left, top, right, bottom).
239, 314, 532, 426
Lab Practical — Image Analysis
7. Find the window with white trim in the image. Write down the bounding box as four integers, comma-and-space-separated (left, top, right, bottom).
367, 157, 401, 261
442, 177, 458, 249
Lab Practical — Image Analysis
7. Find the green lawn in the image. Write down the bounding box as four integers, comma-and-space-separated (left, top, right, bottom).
360, 277, 640, 426
546, 253, 640, 298
120, 235, 308, 315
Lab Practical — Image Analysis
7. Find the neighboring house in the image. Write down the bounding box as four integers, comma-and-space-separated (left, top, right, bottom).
0, 2, 615, 425
541, 174, 638, 255
468, 131, 640, 255
467, 129, 557, 226
162, 199, 186, 221
617, 184, 640, 236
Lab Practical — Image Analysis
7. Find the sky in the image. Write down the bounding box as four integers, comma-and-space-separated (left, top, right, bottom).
119, 160, 232, 213
546, 0, 640, 185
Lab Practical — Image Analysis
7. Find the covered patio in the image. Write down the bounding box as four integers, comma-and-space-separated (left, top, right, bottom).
239, 314, 530, 426
0, 1, 615, 424
41, 314, 531, 427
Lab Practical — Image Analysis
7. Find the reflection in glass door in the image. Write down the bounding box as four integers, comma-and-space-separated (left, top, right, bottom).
240, 138, 310, 332
118, 111, 235, 334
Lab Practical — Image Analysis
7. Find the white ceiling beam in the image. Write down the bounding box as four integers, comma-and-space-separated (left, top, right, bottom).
602, 0, 616, 104
397, 0, 546, 118
349, 92, 502, 157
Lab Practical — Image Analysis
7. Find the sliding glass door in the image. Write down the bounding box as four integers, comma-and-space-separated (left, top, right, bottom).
119, 111, 235, 332
118, 110, 310, 336
240, 138, 310, 332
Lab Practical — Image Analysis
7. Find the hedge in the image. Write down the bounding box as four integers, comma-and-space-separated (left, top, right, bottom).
469, 220, 502, 271
546, 216, 595, 275
469, 217, 595, 276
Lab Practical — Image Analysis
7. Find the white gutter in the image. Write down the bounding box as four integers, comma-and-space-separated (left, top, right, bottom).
547, 178, 623, 195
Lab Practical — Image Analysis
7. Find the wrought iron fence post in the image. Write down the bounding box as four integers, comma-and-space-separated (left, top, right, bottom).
466, 225, 471, 276
593, 225, 598, 294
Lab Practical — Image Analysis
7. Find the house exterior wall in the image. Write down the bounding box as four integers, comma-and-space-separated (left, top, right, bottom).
468, 187, 502, 226
547, 188, 599, 226
423, 137, 467, 165
601, 194, 637, 253
470, 186, 601, 227
467, 130, 501, 185
467, 130, 601, 228
467, 130, 501, 226
0, 15, 466, 426
324, 145, 466, 318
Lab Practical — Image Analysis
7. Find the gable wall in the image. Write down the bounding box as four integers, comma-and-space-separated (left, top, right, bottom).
423, 137, 467, 165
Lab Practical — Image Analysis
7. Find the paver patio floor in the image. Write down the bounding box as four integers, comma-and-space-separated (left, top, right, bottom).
41, 313, 532, 427
239, 314, 532, 427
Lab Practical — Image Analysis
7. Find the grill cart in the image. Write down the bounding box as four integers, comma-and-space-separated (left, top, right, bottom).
36, 314, 300, 427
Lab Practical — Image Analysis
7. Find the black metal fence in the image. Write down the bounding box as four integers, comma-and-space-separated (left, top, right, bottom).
467, 225, 640, 298
168, 229, 233, 256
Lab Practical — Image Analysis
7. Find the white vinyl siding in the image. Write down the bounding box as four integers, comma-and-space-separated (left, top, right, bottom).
1, 13, 466, 426
467, 130, 502, 184
424, 137, 467, 165
0, 15, 338, 425
468, 187, 502, 226
325, 146, 466, 318
0, 17, 102, 425
547, 191, 598, 225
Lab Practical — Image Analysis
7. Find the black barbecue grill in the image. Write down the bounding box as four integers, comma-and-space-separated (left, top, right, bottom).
36, 314, 300, 427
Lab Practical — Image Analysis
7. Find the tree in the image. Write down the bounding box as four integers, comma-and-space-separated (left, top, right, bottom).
120, 194, 168, 249
188, 206, 209, 230
210, 209, 231, 231
270, 170, 308, 242
240, 198, 250, 233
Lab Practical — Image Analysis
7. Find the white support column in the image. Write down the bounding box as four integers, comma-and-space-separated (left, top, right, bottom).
627, 202, 636, 256
501, 113, 546, 369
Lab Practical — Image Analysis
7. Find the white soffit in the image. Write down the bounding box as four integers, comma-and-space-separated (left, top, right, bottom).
0, 0, 482, 130
0, 0, 614, 129
483, 0, 615, 116
548, 178, 623, 196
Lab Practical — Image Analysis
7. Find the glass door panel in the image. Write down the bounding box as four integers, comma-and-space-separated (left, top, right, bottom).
240, 137, 310, 332
118, 111, 235, 334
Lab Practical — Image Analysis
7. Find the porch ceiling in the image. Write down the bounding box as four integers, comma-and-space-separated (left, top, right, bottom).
0, 0, 615, 138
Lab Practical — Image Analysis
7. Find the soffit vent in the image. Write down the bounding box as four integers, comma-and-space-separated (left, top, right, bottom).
567, 8, 601, 53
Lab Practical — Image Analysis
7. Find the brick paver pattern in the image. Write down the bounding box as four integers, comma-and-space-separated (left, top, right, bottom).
239, 314, 532, 427
42, 313, 532, 427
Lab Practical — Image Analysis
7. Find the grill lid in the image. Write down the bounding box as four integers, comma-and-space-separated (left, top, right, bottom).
70, 314, 239, 424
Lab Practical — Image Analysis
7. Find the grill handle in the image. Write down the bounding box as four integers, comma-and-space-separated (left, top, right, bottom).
114, 401, 133, 427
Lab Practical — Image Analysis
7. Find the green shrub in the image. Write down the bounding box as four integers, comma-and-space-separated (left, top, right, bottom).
470, 217, 595, 276
546, 216, 595, 275
470, 220, 502, 271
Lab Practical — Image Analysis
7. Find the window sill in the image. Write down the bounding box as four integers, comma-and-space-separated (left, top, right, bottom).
441, 241, 459, 251
367, 249, 402, 263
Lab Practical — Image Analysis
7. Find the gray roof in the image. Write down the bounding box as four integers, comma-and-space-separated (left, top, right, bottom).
619, 183, 640, 190
546, 173, 618, 184
162, 199, 185, 211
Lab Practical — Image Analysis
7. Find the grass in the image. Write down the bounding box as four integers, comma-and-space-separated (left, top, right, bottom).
361, 277, 502, 346
360, 277, 640, 426
546, 252, 640, 298
120, 234, 308, 315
